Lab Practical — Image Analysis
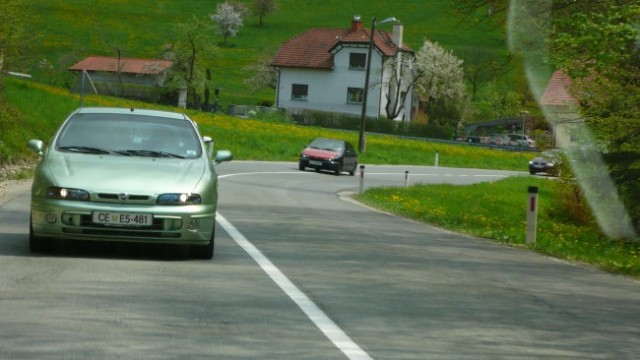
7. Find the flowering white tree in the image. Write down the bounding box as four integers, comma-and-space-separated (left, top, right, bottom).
413, 39, 466, 107
380, 39, 466, 122
210, 2, 244, 44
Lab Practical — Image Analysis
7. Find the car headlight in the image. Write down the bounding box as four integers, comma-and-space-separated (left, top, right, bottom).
157, 193, 201, 205
47, 186, 90, 201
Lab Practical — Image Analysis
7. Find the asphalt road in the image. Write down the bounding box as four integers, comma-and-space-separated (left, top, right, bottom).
0, 161, 638, 359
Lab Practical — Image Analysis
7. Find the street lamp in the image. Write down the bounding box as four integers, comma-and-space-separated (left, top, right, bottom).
358, 16, 399, 153
521, 110, 529, 155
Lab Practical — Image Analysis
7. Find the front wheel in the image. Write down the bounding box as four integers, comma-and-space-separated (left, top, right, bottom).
349, 162, 358, 176
191, 227, 215, 259
29, 217, 49, 253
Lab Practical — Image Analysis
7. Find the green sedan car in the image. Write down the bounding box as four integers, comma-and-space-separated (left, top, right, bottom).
27, 107, 232, 259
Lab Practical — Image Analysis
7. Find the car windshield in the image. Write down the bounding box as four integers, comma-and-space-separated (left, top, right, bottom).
56, 113, 202, 159
308, 139, 343, 152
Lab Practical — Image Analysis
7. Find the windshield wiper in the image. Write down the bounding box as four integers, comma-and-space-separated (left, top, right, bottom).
116, 149, 185, 159
59, 146, 111, 154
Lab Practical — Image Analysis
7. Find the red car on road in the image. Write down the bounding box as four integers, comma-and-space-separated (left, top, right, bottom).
298, 138, 358, 176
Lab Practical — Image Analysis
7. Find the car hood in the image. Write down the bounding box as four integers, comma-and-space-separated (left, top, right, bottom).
303, 148, 340, 159
530, 156, 557, 164
43, 152, 207, 194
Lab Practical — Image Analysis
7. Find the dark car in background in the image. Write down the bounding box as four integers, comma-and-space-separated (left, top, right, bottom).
298, 137, 358, 176
529, 149, 562, 176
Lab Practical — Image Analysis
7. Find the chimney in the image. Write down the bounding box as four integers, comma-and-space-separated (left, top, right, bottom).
392, 23, 403, 48
351, 15, 363, 32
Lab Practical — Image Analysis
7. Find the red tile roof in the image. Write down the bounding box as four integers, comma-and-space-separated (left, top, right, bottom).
540, 70, 579, 106
68, 56, 172, 75
271, 21, 411, 69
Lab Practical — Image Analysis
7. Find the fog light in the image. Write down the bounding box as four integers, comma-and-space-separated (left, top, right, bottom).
186, 219, 199, 231
45, 213, 57, 224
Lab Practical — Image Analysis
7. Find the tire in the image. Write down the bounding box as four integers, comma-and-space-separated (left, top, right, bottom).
29, 217, 48, 253
191, 227, 215, 259
349, 162, 358, 176
298, 161, 305, 171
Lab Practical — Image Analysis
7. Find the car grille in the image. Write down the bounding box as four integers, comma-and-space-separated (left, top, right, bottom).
96, 193, 151, 202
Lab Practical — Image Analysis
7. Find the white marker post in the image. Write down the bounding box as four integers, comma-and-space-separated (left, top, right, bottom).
435, 151, 439, 167
526, 186, 539, 245
359, 165, 366, 194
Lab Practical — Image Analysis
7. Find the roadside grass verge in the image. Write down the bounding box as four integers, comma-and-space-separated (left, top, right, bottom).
354, 176, 640, 277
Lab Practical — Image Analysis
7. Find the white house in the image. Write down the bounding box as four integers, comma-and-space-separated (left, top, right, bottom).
270, 16, 415, 121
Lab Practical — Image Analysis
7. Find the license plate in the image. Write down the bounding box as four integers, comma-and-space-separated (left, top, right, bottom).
309, 160, 322, 166
92, 212, 153, 226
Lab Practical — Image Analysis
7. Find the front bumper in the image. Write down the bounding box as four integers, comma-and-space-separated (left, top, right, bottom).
30, 198, 215, 246
299, 158, 341, 172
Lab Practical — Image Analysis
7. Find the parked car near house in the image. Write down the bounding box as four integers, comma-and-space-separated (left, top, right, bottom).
298, 137, 358, 176
509, 134, 536, 148
529, 149, 562, 176
490, 134, 511, 146
27, 107, 232, 259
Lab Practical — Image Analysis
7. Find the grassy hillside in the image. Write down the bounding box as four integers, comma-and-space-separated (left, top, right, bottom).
25, 0, 506, 106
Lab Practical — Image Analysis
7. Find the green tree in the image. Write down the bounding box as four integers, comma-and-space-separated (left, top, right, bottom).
253, 0, 278, 26
164, 17, 217, 109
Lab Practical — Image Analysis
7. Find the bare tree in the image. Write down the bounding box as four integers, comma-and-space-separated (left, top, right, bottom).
253, 0, 278, 26
210, 1, 244, 44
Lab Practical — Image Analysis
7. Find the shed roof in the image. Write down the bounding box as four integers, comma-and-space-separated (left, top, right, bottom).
69, 56, 172, 75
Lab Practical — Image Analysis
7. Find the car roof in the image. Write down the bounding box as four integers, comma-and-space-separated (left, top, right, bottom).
313, 137, 344, 142
72, 107, 188, 120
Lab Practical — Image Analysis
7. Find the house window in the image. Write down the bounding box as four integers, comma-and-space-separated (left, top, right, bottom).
291, 84, 308, 101
347, 87, 364, 104
349, 53, 366, 70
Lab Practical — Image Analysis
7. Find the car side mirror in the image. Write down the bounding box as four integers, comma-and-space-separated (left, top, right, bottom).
215, 150, 232, 164
28, 139, 44, 156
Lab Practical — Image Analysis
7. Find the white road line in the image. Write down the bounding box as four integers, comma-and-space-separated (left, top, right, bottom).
216, 213, 373, 360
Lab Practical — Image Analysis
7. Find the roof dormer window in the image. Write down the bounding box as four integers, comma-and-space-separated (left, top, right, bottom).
349, 53, 366, 70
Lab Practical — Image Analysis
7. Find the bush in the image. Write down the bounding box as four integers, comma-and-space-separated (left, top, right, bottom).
289, 109, 455, 140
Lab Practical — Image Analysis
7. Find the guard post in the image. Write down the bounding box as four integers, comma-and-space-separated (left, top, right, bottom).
526, 186, 539, 245
359, 165, 366, 194
404, 171, 409, 187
